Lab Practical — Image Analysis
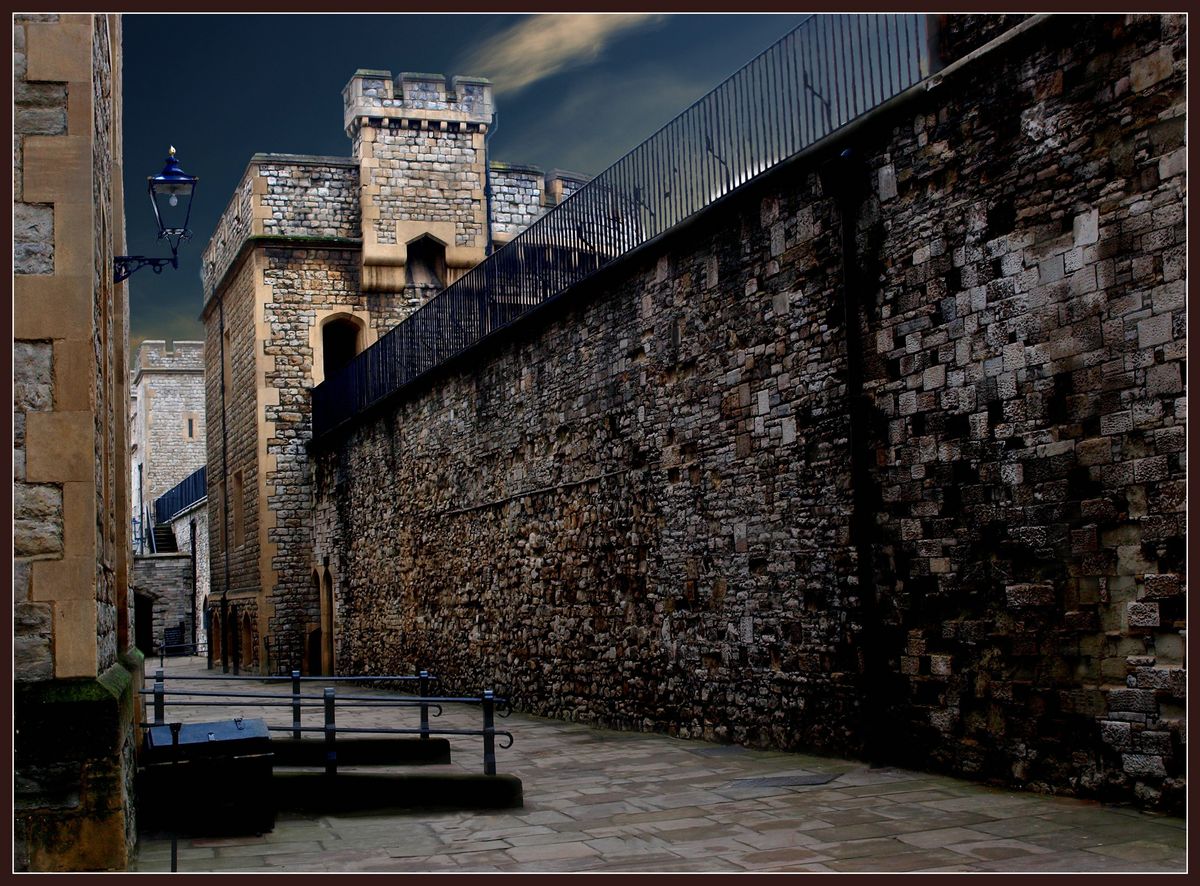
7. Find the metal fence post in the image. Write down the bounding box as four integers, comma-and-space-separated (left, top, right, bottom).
292, 670, 302, 740
482, 689, 496, 776
323, 687, 336, 776
159, 639, 166, 670
153, 672, 166, 726
169, 722, 182, 872
418, 670, 430, 740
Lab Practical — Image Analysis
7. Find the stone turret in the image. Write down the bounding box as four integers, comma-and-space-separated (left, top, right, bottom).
343, 70, 495, 293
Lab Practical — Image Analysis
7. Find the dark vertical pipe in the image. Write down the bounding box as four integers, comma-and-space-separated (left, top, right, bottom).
189, 518, 197, 648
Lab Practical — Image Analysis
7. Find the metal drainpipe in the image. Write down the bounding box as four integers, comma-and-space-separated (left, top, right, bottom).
189, 518, 198, 648
218, 294, 232, 674
822, 148, 887, 768
484, 110, 498, 257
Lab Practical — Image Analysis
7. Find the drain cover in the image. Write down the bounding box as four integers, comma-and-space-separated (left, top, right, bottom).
727, 772, 840, 788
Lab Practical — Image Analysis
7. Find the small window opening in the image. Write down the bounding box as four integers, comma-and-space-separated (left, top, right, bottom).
405, 235, 447, 288
187, 418, 195, 438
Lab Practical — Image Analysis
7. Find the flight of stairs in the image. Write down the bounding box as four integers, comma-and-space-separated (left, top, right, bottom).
152, 525, 178, 553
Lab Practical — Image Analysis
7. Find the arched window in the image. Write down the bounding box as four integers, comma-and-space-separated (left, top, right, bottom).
240, 613, 254, 668
322, 317, 361, 380
405, 235, 447, 288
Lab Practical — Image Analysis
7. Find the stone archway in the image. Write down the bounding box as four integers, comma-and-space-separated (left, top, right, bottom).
321, 569, 335, 675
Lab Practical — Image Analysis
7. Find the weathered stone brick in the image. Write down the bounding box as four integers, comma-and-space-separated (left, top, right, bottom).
1006, 583, 1055, 608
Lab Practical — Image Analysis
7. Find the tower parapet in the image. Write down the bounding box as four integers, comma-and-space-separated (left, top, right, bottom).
344, 70, 495, 293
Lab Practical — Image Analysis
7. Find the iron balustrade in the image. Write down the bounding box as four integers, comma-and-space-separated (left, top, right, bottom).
154, 466, 207, 525
312, 14, 935, 440
142, 669, 512, 775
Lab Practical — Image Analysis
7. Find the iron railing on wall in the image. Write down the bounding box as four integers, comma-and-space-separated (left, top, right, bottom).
313, 13, 935, 440
154, 466, 208, 525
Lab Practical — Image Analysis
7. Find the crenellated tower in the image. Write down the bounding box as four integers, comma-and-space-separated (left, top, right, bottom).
343, 71, 495, 298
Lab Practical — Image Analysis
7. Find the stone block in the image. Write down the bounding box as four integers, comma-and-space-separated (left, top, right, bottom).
1137, 313, 1172, 349
1157, 147, 1186, 180
1122, 753, 1167, 777
13, 483, 63, 557
1127, 601, 1159, 628
1107, 688, 1158, 714
1073, 208, 1099, 246
1131, 45, 1175, 92
24, 412, 93, 483
1140, 573, 1180, 599
1100, 719, 1132, 749
1006, 583, 1054, 608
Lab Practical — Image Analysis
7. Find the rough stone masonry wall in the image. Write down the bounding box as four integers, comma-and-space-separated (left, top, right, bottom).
314, 15, 1185, 810
132, 554, 194, 649
134, 341, 206, 505
260, 245, 412, 671
490, 163, 546, 241
315, 173, 864, 752
204, 257, 260, 599
171, 500, 210, 646
366, 125, 484, 248
858, 13, 1185, 810
258, 158, 360, 239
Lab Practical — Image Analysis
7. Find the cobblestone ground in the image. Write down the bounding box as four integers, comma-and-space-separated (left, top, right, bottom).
134, 657, 1185, 873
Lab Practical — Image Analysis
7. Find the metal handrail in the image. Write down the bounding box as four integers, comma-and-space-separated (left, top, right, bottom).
312, 13, 934, 440
143, 670, 510, 774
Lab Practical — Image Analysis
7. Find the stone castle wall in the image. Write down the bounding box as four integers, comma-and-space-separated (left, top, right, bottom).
861, 12, 1185, 808
131, 340, 205, 508
169, 499, 209, 649
258, 157, 360, 239
204, 252, 260, 600
313, 15, 1185, 810
132, 553, 194, 648
14, 12, 141, 870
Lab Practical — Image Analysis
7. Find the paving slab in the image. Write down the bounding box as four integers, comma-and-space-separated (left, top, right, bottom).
133, 656, 1187, 873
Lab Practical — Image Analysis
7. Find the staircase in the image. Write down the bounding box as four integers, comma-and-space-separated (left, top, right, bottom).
152, 524, 178, 553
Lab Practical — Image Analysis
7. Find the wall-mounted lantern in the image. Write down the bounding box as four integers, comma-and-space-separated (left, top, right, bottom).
114, 147, 198, 283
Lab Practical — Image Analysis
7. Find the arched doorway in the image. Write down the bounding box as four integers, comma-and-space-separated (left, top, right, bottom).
134, 593, 154, 656
240, 613, 254, 668
322, 316, 360, 380
306, 628, 324, 677
321, 570, 335, 675
211, 612, 222, 660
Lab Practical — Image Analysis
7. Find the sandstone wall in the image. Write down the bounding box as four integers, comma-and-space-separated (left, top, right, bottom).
14, 12, 141, 870
313, 14, 1185, 810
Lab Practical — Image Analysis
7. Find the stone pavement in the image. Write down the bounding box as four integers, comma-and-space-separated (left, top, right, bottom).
134, 657, 1185, 873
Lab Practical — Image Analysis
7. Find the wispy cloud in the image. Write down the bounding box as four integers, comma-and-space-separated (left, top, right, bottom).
464, 14, 667, 95
491, 69, 708, 176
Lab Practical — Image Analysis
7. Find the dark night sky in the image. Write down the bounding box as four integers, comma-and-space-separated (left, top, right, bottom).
121, 13, 808, 348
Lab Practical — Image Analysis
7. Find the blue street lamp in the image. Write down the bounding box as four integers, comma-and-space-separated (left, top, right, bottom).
114, 147, 198, 283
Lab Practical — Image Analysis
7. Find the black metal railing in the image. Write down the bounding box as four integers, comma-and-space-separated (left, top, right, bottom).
313, 14, 934, 439
141, 668, 513, 775
154, 466, 207, 525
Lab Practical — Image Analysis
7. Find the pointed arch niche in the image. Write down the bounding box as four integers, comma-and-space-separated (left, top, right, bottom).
309, 308, 378, 386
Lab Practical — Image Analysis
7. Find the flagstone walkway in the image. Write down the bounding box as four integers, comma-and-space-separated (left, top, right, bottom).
134, 656, 1185, 873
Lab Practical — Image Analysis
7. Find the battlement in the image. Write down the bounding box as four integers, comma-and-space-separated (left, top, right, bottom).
342, 69, 494, 136
133, 340, 205, 374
